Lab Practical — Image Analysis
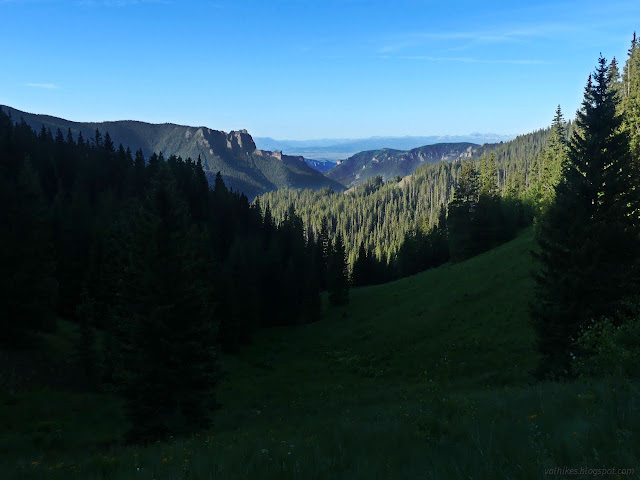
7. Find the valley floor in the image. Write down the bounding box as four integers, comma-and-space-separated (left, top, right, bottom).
2, 230, 639, 479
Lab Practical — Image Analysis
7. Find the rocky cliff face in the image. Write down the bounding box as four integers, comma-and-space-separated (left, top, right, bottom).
184, 128, 257, 156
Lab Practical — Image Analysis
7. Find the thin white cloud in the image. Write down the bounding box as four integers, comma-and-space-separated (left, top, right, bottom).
392, 56, 547, 65
379, 23, 579, 54
77, 0, 170, 6
26, 82, 58, 89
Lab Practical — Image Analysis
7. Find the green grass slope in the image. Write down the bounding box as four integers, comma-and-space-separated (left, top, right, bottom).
3, 229, 639, 479
219, 227, 538, 405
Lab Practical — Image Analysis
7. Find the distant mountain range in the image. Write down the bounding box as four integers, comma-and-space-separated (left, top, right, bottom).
4, 106, 517, 195
254, 133, 514, 162
2, 106, 344, 198
326, 142, 499, 188
302, 158, 337, 172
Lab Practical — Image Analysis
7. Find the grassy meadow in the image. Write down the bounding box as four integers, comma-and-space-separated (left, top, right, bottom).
2, 229, 639, 479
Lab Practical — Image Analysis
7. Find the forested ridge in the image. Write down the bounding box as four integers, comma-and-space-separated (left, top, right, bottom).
260, 126, 556, 268
326, 142, 490, 188
1, 106, 344, 199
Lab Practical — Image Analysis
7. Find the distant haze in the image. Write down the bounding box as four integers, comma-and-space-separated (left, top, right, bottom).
254, 134, 515, 162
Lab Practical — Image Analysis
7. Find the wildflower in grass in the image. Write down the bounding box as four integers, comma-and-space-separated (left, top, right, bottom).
528, 414, 537, 419
162, 458, 168, 463
133, 453, 139, 457
31, 461, 39, 466
184, 459, 189, 463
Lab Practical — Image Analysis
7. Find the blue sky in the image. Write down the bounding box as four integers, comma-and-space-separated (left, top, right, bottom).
1, 0, 639, 139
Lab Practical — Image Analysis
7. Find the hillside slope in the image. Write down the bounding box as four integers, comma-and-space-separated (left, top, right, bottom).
220, 228, 538, 403
1, 106, 344, 198
327, 142, 495, 188
3, 229, 639, 478
205, 228, 638, 478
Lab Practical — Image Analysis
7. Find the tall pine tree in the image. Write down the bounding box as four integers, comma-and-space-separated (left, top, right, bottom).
529, 105, 568, 213
533, 56, 640, 375
622, 33, 640, 161
328, 232, 349, 305
447, 161, 479, 260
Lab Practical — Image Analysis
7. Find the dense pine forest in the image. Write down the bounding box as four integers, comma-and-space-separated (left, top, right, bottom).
0, 110, 354, 438
2, 26, 640, 480
259, 125, 555, 275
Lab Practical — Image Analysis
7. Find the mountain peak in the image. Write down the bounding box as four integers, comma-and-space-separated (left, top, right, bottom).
227, 129, 256, 154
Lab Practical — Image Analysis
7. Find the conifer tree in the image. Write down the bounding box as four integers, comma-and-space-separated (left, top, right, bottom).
476, 153, 501, 250
328, 232, 349, 305
447, 161, 479, 260
303, 226, 322, 320
530, 106, 568, 212
214, 171, 227, 196
533, 56, 640, 375
0, 159, 57, 344
622, 32, 640, 161
116, 169, 218, 438
608, 57, 623, 99
262, 201, 274, 248
479, 153, 499, 197
432, 204, 449, 263
352, 242, 369, 287
316, 216, 330, 289
133, 149, 146, 197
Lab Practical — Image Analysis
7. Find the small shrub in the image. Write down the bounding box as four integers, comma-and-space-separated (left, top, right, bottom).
572, 300, 640, 378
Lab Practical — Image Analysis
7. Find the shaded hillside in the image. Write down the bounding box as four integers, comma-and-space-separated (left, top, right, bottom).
1, 106, 343, 198
327, 142, 494, 188
4, 230, 638, 478
304, 158, 336, 172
